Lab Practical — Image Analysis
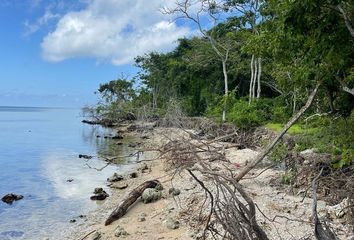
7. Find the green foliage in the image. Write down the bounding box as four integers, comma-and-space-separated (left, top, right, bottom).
269, 142, 288, 162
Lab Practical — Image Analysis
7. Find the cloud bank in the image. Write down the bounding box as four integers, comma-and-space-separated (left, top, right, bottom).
41, 0, 191, 65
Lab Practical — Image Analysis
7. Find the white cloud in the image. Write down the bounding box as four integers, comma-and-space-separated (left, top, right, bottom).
41, 0, 192, 65
24, 9, 60, 36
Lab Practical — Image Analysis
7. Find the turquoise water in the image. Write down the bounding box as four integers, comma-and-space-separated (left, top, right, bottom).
0, 107, 134, 239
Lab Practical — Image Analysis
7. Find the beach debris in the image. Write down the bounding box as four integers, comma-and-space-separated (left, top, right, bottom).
107, 173, 124, 182
327, 197, 350, 219
164, 217, 180, 230
1, 193, 23, 204
79, 154, 93, 159
141, 188, 162, 204
114, 226, 129, 237
105, 180, 160, 225
90, 188, 109, 201
168, 188, 181, 196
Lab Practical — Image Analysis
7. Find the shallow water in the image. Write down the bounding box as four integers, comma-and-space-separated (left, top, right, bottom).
0, 107, 135, 239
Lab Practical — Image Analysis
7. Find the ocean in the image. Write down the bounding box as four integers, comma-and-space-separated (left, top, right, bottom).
0, 106, 134, 239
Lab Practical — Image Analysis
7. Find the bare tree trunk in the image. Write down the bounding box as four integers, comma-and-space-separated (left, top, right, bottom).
252, 58, 257, 99
222, 59, 228, 122
235, 83, 321, 181
293, 88, 297, 114
249, 55, 255, 104
342, 85, 354, 96
337, 4, 354, 38
257, 57, 262, 98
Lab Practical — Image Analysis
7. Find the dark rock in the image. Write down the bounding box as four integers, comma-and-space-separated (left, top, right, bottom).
90, 188, 109, 201
79, 154, 93, 159
141, 135, 150, 140
111, 135, 123, 140
70, 219, 76, 223
116, 142, 123, 145
66, 178, 74, 182
138, 213, 147, 222
2, 193, 24, 204
107, 173, 124, 182
129, 172, 138, 178
128, 143, 137, 148
96, 135, 101, 138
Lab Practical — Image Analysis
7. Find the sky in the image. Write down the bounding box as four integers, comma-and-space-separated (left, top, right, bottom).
0, 0, 195, 107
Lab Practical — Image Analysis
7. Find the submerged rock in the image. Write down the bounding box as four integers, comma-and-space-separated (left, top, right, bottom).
141, 188, 162, 203
78, 154, 93, 159
107, 173, 124, 182
1, 193, 23, 204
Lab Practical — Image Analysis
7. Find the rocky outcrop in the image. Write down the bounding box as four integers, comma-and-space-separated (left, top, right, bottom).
90, 188, 109, 201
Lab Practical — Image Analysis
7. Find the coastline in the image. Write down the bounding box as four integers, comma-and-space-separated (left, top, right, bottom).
67, 122, 351, 240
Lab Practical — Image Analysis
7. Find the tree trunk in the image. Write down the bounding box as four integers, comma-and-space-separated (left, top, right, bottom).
249, 55, 255, 104
222, 60, 228, 122
257, 57, 262, 98
235, 83, 321, 181
337, 4, 354, 38
252, 58, 257, 99
105, 180, 160, 226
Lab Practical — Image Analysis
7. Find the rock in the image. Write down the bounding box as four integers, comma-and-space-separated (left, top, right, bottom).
114, 225, 129, 237
141, 188, 162, 203
1, 193, 24, 204
111, 183, 128, 190
164, 217, 180, 230
91, 232, 101, 240
129, 172, 138, 178
141, 135, 150, 140
90, 188, 109, 201
168, 188, 181, 196
79, 154, 93, 159
327, 197, 350, 219
116, 142, 123, 145
66, 178, 74, 182
138, 213, 147, 222
69, 219, 76, 223
107, 173, 124, 182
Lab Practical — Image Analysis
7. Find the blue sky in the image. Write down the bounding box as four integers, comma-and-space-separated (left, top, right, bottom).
0, 0, 193, 107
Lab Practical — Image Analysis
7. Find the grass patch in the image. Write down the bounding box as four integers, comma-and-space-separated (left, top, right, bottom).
265, 123, 318, 135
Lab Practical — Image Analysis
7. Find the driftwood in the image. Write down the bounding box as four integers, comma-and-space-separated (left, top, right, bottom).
105, 180, 160, 226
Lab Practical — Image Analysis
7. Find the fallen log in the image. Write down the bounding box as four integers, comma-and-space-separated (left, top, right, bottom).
104, 180, 160, 226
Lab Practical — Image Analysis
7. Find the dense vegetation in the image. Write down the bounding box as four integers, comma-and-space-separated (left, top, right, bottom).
92, 0, 353, 167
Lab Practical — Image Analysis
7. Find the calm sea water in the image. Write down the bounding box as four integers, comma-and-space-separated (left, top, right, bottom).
0, 107, 135, 240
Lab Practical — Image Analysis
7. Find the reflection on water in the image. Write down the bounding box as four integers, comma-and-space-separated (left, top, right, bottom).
0, 107, 136, 239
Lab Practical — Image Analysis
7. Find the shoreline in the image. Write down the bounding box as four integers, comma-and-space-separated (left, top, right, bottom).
67, 121, 352, 240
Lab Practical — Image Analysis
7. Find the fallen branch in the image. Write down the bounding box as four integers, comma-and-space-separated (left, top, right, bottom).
105, 180, 160, 226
